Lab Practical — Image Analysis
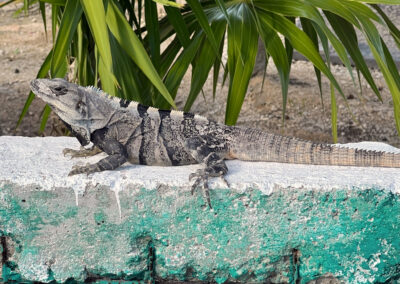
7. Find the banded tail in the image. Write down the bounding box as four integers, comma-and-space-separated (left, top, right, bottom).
230, 129, 399, 168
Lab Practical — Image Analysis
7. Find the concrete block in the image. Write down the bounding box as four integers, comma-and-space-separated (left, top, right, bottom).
1, 136, 400, 283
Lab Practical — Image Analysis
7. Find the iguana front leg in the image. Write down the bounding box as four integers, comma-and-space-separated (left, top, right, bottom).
186, 137, 229, 208
68, 154, 127, 176
63, 145, 102, 158
68, 139, 127, 176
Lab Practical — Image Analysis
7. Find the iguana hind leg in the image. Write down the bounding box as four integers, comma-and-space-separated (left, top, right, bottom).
189, 152, 228, 208
186, 137, 229, 208
63, 145, 102, 158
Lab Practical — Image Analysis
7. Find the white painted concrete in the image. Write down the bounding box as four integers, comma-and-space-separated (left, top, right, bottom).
1, 136, 400, 201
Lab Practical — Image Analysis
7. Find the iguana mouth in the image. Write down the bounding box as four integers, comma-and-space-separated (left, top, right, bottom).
30, 79, 39, 94
30, 79, 50, 99
30, 79, 68, 115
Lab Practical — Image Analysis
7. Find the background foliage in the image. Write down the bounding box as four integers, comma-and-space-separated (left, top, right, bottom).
3, 0, 400, 142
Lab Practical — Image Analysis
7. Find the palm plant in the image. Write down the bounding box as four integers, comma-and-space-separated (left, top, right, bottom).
5, 0, 400, 141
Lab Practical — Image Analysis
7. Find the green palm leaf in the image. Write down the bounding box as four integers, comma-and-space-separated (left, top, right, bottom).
225, 3, 258, 125
106, 0, 176, 108
80, 0, 117, 95
184, 20, 226, 111
258, 11, 344, 97
325, 11, 381, 100
257, 20, 290, 122
51, 0, 82, 76
14, 0, 400, 141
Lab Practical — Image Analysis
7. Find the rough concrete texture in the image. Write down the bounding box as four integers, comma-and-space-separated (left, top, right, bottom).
1, 136, 400, 283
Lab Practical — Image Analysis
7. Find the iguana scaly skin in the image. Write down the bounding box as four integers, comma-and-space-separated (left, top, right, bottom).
30, 78, 400, 206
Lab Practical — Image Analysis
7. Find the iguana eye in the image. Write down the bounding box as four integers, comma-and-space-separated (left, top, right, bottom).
50, 86, 68, 96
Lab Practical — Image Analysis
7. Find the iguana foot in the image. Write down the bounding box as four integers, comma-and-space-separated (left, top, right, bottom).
189, 169, 212, 208
63, 145, 102, 158
189, 154, 229, 208
68, 154, 127, 176
68, 163, 99, 176
189, 170, 230, 208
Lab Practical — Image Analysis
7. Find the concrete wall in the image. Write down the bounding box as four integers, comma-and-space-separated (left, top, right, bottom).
1, 136, 400, 283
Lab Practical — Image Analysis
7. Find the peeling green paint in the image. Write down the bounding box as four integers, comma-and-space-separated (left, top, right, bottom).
2, 262, 22, 283
1, 182, 400, 283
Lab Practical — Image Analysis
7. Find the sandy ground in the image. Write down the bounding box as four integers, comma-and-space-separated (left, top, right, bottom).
1, 4, 400, 147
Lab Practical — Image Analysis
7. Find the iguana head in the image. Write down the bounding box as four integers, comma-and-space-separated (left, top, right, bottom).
30, 78, 114, 146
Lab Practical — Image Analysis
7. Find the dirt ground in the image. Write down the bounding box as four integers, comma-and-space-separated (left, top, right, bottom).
1, 4, 400, 147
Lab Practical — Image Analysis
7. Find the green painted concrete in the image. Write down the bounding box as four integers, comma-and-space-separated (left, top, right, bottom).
1, 182, 400, 283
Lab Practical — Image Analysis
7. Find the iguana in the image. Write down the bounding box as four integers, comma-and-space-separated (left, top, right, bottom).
30, 78, 400, 207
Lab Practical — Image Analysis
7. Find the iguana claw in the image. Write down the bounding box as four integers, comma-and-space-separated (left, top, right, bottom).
189, 169, 212, 208
220, 176, 230, 188
68, 163, 95, 176
63, 146, 102, 158
63, 147, 82, 157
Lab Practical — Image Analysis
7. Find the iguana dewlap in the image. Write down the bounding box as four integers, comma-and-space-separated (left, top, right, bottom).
30, 78, 400, 207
